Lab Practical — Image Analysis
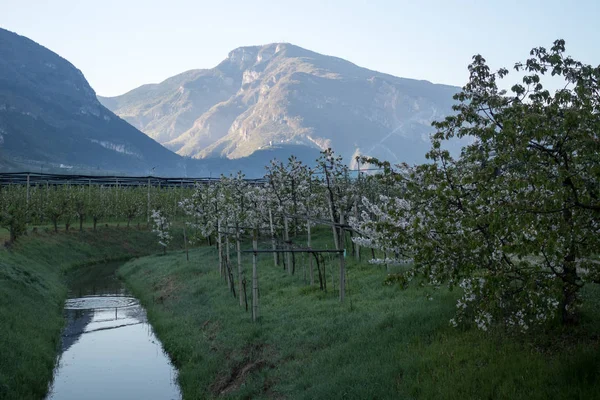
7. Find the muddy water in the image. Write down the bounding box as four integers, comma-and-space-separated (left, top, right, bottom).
46, 262, 181, 400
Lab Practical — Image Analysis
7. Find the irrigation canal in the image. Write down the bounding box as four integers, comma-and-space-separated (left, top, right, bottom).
46, 262, 181, 400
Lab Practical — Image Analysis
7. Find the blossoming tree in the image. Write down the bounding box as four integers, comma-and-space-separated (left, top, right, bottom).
351, 40, 600, 330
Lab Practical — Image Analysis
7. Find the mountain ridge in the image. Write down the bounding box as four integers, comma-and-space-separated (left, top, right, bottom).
0, 27, 193, 175
0, 30, 327, 177
99, 43, 461, 165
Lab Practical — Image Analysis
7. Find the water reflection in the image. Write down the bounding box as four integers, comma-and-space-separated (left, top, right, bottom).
47, 263, 181, 400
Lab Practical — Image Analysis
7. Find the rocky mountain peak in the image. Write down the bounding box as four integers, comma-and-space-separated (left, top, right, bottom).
100, 42, 463, 165
226, 43, 291, 71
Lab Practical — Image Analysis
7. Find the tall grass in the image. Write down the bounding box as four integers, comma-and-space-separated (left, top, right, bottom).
120, 230, 600, 399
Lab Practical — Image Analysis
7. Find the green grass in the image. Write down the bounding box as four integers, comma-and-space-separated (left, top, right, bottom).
120, 231, 600, 399
0, 225, 189, 400
0, 219, 152, 242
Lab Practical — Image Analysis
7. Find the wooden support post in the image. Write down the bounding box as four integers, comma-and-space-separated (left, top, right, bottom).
354, 199, 360, 260
147, 177, 151, 223
324, 244, 328, 291
339, 213, 346, 302
237, 231, 243, 307
269, 208, 277, 267
217, 219, 223, 276
252, 229, 259, 322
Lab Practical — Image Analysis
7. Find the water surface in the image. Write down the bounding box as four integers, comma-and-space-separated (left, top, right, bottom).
47, 262, 181, 400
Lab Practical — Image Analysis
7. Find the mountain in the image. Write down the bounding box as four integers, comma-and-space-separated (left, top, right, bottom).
99, 43, 461, 165
0, 28, 191, 175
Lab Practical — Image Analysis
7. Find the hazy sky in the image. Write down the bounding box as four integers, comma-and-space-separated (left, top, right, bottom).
2, 0, 599, 97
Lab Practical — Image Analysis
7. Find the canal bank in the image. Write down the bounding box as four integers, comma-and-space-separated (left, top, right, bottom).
0, 227, 186, 400
47, 262, 180, 400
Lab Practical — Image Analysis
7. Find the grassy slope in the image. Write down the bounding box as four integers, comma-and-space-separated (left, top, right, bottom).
120, 231, 600, 399
0, 226, 186, 400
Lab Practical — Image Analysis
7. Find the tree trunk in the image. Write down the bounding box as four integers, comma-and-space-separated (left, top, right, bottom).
308, 219, 314, 285
242, 278, 248, 311
313, 253, 324, 290
323, 254, 327, 291
353, 200, 360, 260
291, 178, 299, 238
226, 260, 236, 298
384, 252, 388, 272
323, 164, 339, 255
226, 234, 231, 289
284, 217, 291, 274
561, 208, 580, 324
561, 252, 579, 324
9, 225, 16, 244
183, 222, 189, 262
326, 192, 339, 252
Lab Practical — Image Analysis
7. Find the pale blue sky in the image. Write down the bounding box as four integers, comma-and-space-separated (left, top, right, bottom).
2, 0, 598, 96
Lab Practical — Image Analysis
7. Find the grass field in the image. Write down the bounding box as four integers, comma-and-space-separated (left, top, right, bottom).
0, 219, 156, 242
0, 225, 187, 400
120, 230, 600, 399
